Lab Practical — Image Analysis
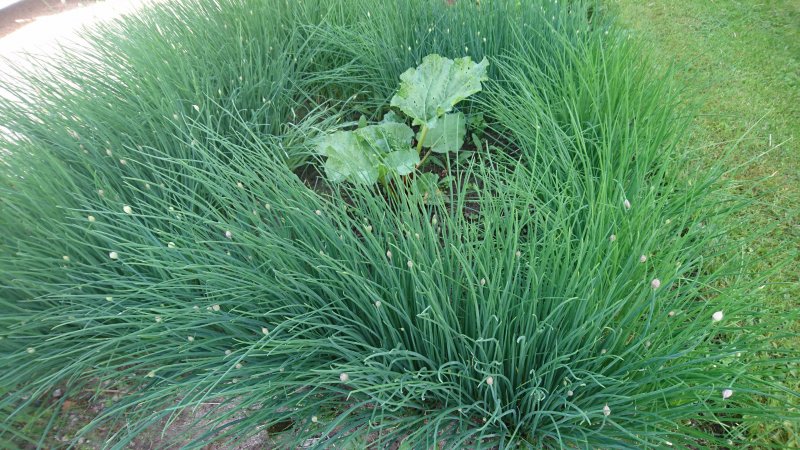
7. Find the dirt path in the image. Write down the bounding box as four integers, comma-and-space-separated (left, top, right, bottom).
0, 0, 150, 56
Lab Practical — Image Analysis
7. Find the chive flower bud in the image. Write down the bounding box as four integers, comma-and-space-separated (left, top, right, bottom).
225, 230, 232, 239
712, 310, 724, 322
123, 205, 132, 214
623, 199, 631, 210
109, 251, 119, 260
87, 215, 96, 222
609, 234, 616, 242
722, 389, 733, 399
485, 376, 494, 386
407, 260, 413, 269
651, 278, 661, 289
603, 404, 611, 417
339, 373, 349, 382
639, 254, 647, 263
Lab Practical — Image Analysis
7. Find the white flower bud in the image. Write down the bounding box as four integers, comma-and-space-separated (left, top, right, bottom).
123, 205, 133, 214
407, 260, 413, 269
62, 255, 70, 262
386, 250, 392, 260
87, 215, 96, 222
212, 304, 221, 311
187, 336, 194, 342
311, 416, 318, 423
609, 234, 616, 242
374, 300, 382, 308
712, 310, 724, 322
261, 327, 269, 335
485, 376, 494, 386
167, 242, 176, 248
109, 251, 119, 260
651, 278, 661, 289
315, 209, 322, 216
603, 404, 611, 417
639, 254, 647, 263
225, 230, 232, 239
26, 347, 35, 354
623, 199, 631, 210
339, 373, 349, 382
722, 388, 733, 399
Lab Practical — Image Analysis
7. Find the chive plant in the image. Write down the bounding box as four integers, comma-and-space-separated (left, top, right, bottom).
0, 0, 796, 448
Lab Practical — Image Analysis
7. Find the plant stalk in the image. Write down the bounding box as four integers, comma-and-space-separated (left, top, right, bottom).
415, 124, 429, 154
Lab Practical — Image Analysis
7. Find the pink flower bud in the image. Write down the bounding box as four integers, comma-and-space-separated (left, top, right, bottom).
651, 278, 661, 289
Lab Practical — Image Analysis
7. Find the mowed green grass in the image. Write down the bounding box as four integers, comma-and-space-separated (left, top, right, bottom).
613, 0, 800, 445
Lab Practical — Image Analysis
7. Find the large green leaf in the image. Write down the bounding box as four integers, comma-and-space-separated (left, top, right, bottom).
355, 122, 414, 154
315, 131, 379, 185
390, 54, 489, 127
418, 112, 466, 154
383, 149, 420, 176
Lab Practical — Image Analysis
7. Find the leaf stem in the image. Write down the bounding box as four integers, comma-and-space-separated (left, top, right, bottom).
416, 148, 433, 169
415, 124, 429, 154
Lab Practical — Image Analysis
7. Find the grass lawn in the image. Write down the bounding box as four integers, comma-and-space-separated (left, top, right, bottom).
612, 0, 800, 445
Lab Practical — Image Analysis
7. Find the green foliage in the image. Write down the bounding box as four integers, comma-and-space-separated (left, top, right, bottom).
0, 0, 796, 448
390, 54, 489, 128
315, 54, 487, 186
316, 122, 416, 184
418, 112, 467, 154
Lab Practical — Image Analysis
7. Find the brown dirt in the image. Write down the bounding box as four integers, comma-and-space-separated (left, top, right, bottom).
0, 0, 99, 38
